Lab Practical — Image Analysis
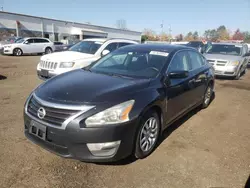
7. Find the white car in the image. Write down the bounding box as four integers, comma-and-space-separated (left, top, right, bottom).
3, 37, 55, 56
37, 38, 138, 80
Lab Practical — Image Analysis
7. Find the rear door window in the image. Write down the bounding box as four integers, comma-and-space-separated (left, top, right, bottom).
187, 51, 204, 70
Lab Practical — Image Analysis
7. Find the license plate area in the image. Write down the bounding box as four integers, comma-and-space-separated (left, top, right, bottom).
41, 69, 49, 77
29, 121, 47, 140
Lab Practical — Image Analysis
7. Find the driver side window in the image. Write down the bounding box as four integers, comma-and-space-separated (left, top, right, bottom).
26, 39, 34, 43
168, 51, 191, 72
103, 42, 119, 52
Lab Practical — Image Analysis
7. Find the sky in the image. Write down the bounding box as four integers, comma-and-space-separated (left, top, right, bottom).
1, 0, 250, 36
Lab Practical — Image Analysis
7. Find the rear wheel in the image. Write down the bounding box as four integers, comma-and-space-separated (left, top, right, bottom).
13, 48, 23, 56
134, 110, 160, 159
45, 47, 52, 54
201, 84, 213, 109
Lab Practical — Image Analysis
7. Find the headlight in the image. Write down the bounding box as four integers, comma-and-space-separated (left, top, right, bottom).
85, 100, 135, 127
229, 61, 239, 66
59, 62, 75, 68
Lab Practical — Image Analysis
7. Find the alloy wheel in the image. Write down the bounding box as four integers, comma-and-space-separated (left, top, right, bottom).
139, 117, 159, 152
14, 49, 22, 56
204, 86, 212, 105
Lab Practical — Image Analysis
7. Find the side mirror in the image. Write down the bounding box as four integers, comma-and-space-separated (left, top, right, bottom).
101, 49, 110, 56
243, 52, 250, 57
169, 71, 189, 79
24, 41, 29, 44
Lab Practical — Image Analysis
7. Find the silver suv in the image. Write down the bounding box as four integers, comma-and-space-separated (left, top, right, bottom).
204, 43, 250, 79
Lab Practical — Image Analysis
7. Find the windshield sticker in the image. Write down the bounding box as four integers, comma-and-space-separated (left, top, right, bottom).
149, 51, 169, 57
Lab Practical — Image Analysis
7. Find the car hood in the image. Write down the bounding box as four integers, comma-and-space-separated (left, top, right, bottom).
204, 54, 242, 61
41, 51, 95, 62
35, 69, 150, 104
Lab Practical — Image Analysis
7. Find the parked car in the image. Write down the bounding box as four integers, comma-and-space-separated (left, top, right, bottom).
186, 41, 206, 53
2, 37, 55, 56
24, 44, 215, 162
36, 38, 138, 80
204, 43, 250, 79
0, 36, 22, 53
53, 42, 71, 52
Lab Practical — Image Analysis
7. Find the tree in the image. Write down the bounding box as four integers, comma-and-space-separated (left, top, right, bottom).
210, 29, 219, 42
184, 32, 194, 41
159, 32, 169, 41
216, 25, 230, 40
232, 29, 244, 40
193, 31, 199, 40
204, 30, 211, 40
243, 31, 250, 43
142, 28, 158, 41
116, 19, 127, 30
141, 35, 148, 43
176, 34, 183, 41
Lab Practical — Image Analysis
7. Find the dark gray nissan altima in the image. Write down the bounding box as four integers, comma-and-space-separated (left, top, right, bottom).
24, 44, 215, 162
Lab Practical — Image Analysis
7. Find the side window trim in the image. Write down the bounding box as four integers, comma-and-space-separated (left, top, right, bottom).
166, 49, 192, 74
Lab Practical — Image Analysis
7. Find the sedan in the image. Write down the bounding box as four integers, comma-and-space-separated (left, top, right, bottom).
24, 44, 215, 162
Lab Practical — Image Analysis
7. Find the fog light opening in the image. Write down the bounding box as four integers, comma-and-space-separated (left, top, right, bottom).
87, 141, 121, 157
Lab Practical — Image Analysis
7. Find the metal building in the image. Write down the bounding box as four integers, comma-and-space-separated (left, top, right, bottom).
0, 11, 142, 43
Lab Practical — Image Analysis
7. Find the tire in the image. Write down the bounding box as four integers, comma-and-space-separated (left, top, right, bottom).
45, 47, 52, 54
201, 83, 213, 109
13, 48, 23, 56
234, 67, 242, 80
134, 110, 160, 159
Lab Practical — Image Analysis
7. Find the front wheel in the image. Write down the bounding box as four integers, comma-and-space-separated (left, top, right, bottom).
13, 48, 23, 56
134, 110, 160, 159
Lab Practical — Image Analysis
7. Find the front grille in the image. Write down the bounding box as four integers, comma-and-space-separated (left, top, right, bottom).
40, 61, 58, 70
215, 70, 223, 74
27, 96, 80, 127
207, 59, 228, 66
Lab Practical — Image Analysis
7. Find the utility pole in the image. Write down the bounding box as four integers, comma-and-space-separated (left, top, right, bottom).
168, 24, 172, 42
160, 20, 164, 41
1, 6, 3, 11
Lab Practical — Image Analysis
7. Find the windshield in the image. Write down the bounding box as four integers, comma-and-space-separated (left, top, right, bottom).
206, 44, 242, 56
15, 38, 25, 43
89, 50, 169, 79
69, 41, 103, 54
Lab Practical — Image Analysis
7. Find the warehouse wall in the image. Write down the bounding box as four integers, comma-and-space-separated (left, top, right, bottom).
0, 12, 141, 41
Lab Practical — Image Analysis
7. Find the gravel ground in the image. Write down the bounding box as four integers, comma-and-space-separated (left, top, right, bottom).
0, 55, 249, 188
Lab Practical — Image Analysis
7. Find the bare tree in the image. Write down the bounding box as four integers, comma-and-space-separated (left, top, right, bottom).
116, 19, 127, 30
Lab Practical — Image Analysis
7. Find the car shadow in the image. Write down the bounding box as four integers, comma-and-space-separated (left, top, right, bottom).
94, 93, 216, 166
0, 75, 7, 80
245, 175, 250, 188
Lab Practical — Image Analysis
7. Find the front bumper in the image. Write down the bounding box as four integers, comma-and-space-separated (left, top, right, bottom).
37, 70, 58, 80
24, 113, 138, 162
3, 48, 13, 55
213, 65, 238, 76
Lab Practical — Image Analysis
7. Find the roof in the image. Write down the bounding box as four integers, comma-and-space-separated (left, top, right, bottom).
83, 38, 138, 43
213, 42, 244, 46
117, 44, 189, 52
0, 11, 141, 35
